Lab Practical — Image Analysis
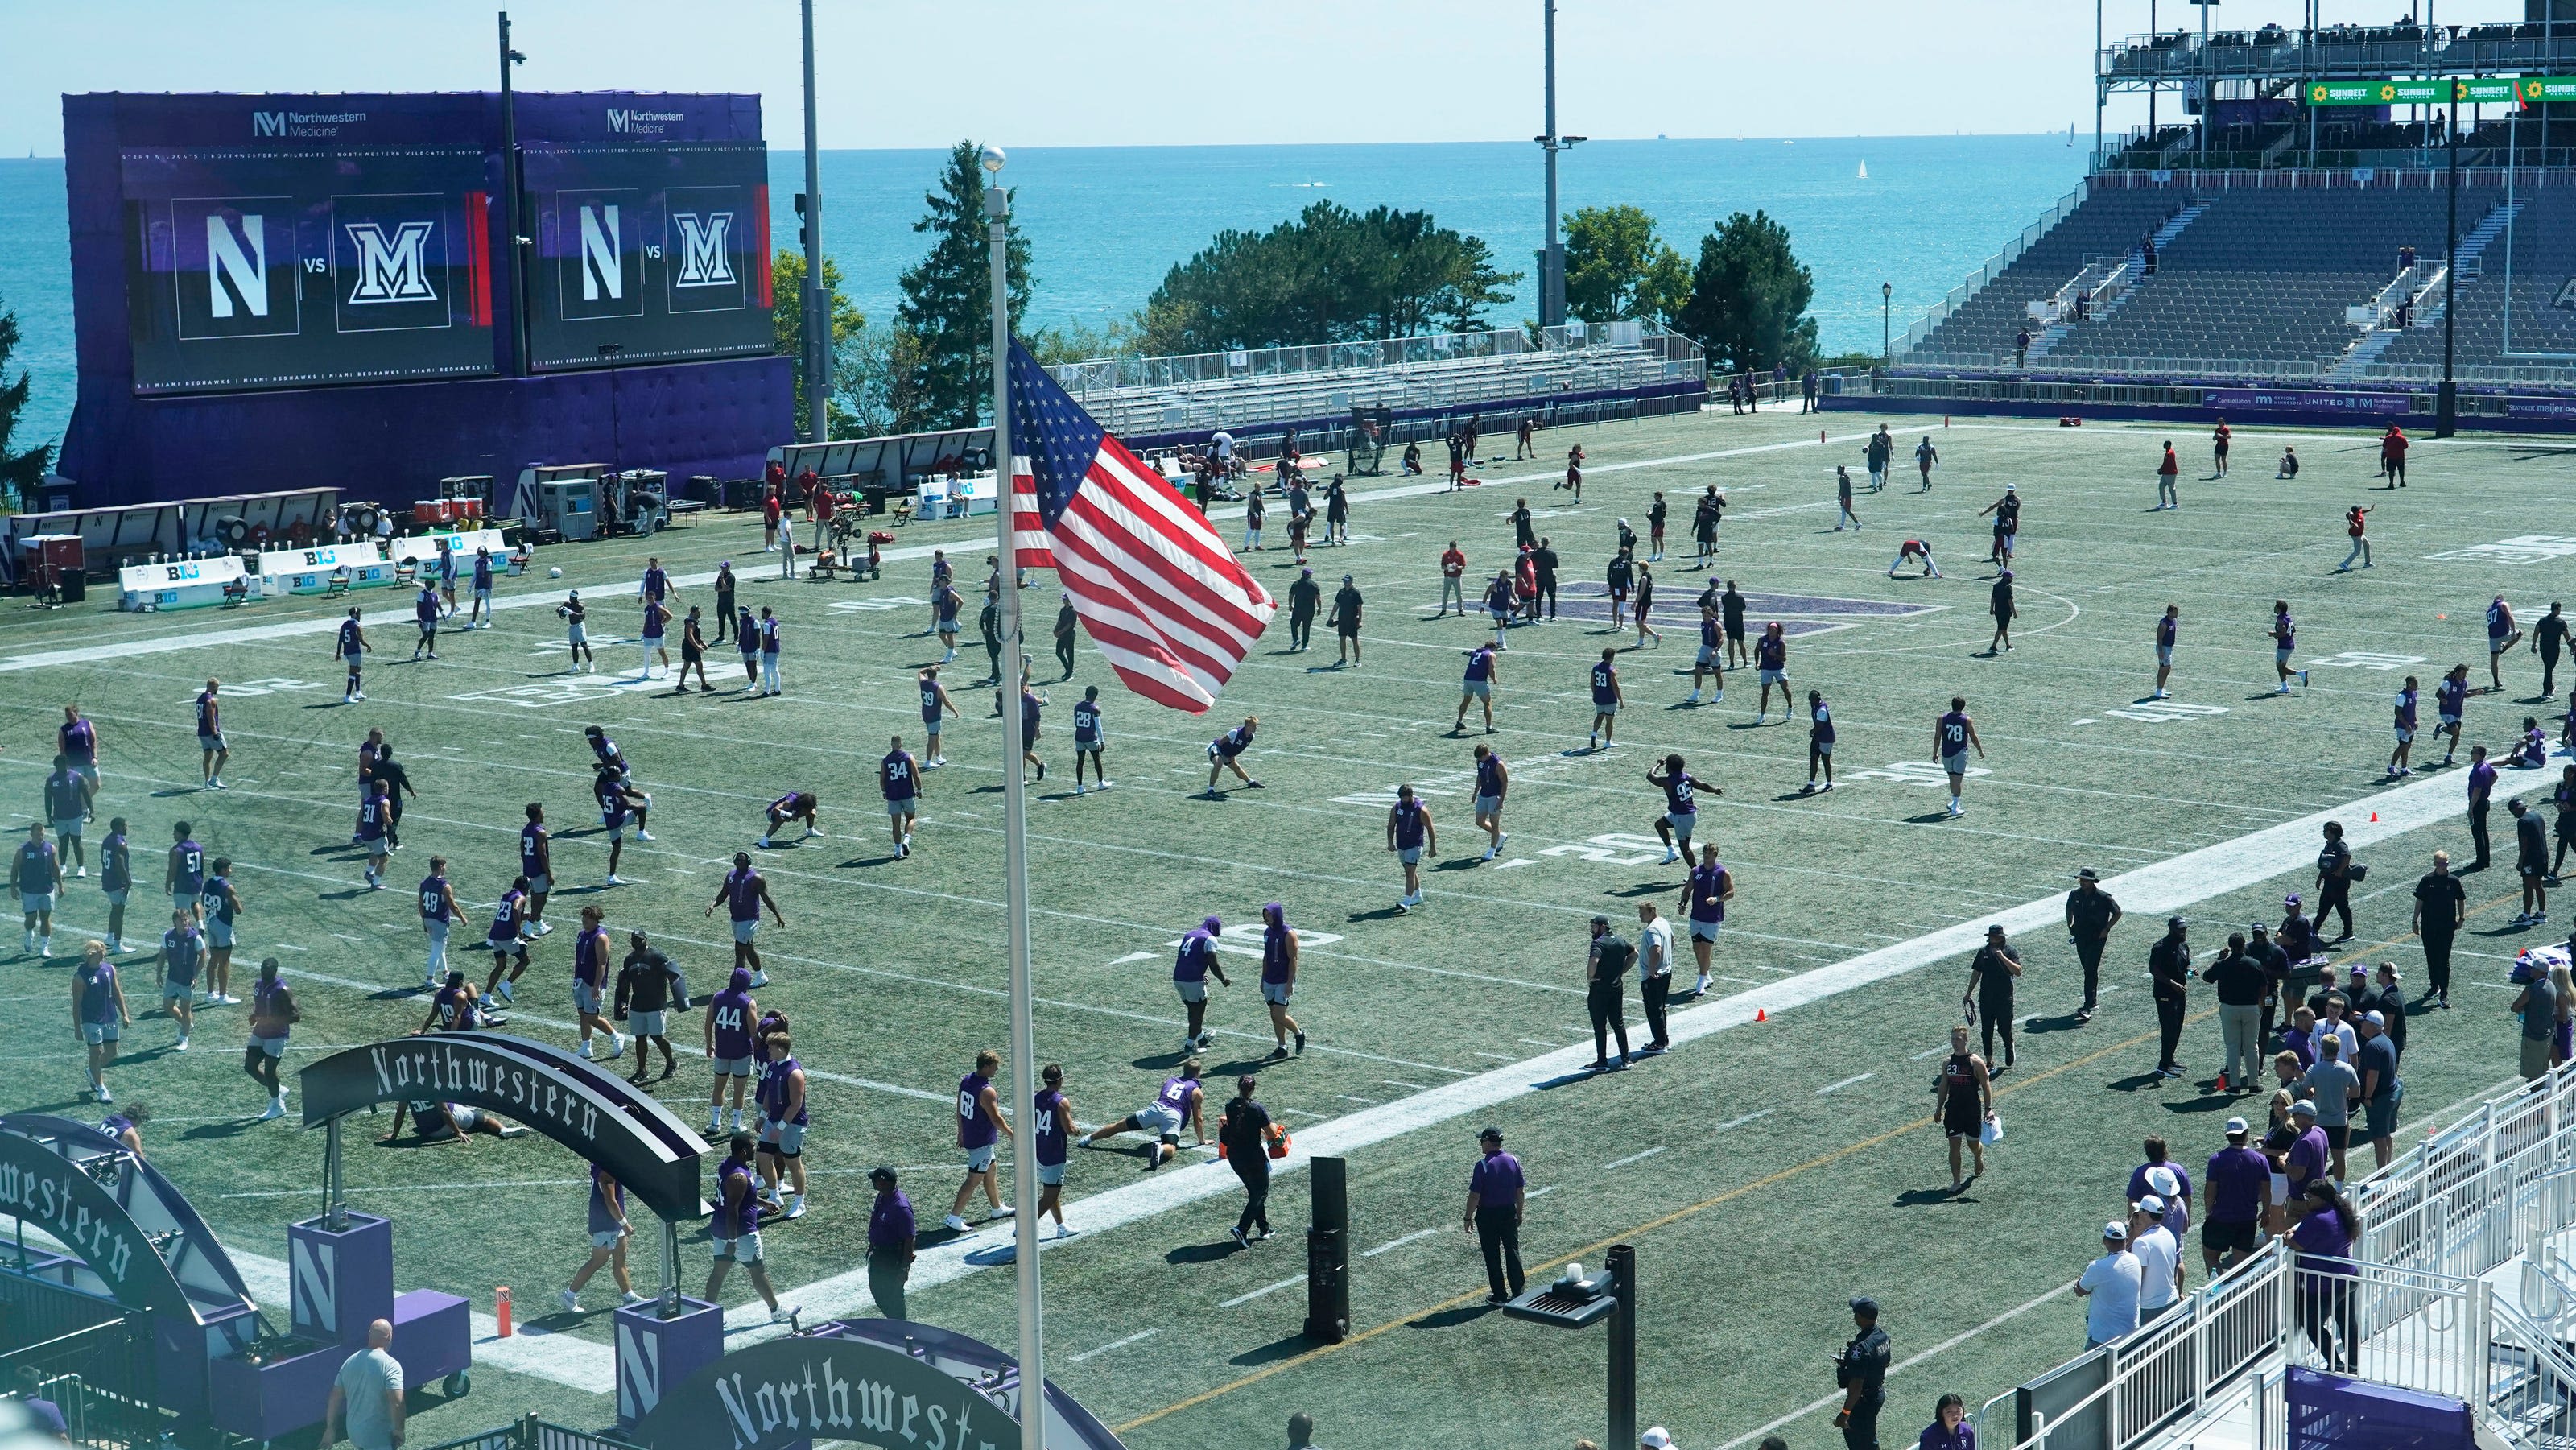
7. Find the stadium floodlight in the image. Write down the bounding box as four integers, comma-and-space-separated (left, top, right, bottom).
1501, 1243, 1638, 1450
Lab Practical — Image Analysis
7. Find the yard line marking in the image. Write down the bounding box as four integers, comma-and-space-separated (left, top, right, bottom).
1526, 1184, 1558, 1199
1712, 1109, 1773, 1131
1383, 1080, 1431, 1091
1219, 1275, 1307, 1308
220, 1177, 588, 1200
1360, 1229, 1443, 1258
1912, 1046, 1949, 1060
387, 762, 2481, 1383
1474, 1051, 1517, 1061
1067, 1328, 1160, 1364
1281, 1108, 1327, 1120
1335, 1094, 1379, 1105
1814, 1073, 1875, 1095
1601, 1146, 1667, 1171
1520, 1038, 1559, 1047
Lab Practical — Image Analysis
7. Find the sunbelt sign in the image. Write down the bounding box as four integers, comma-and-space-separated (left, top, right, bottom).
2308, 76, 2557, 106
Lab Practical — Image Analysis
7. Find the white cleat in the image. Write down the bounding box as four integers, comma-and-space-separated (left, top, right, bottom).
172, 1036, 188, 1052
559, 1289, 581, 1313
258, 1097, 285, 1122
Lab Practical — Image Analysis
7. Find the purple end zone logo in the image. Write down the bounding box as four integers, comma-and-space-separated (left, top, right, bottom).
1540, 583, 1939, 635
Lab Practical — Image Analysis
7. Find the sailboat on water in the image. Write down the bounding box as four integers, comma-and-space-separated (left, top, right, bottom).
1857, 160, 1868, 179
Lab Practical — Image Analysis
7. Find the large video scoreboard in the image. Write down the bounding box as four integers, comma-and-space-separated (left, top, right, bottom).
123, 146, 499, 395
104, 95, 772, 397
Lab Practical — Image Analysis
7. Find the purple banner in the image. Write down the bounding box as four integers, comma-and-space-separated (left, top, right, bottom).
2206, 387, 2412, 415
2508, 398, 2576, 421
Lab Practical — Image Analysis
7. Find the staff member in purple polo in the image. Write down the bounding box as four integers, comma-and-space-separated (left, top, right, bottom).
867, 1166, 916, 1319
1461, 1126, 1526, 1303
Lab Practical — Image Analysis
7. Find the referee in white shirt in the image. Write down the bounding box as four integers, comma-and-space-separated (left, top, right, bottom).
1635, 902, 1676, 1054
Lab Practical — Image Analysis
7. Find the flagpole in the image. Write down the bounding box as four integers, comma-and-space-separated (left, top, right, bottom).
980, 143, 1046, 1450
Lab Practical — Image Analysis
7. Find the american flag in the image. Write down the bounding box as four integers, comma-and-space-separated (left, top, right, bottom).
1007, 341, 1275, 713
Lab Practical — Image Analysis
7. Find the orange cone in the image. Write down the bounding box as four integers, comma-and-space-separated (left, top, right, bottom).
1755, 1008, 1769, 1022
2215, 1072, 2229, 1093
2370, 812, 2380, 822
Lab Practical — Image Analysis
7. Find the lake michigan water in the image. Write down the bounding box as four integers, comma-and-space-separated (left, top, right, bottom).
0, 134, 2083, 450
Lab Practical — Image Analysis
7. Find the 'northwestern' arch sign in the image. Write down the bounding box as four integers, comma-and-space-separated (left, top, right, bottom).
0, 1119, 200, 1320
299, 1031, 709, 1221
634, 1333, 1018, 1450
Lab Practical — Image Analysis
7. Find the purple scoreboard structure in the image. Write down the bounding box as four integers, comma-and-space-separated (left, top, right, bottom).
56, 91, 792, 508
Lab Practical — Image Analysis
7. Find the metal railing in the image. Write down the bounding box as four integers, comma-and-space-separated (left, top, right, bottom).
1890, 183, 2091, 361
1048, 320, 1703, 396
408, 1416, 643, 1450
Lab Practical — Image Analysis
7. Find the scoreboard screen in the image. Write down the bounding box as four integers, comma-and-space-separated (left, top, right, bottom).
522, 143, 772, 372
122, 147, 498, 395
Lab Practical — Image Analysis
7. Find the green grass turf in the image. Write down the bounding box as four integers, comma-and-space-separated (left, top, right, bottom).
0, 404, 2569, 1447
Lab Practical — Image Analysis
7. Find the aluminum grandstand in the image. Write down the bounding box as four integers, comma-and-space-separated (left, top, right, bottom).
1869, 4, 2576, 430
1044, 321, 1707, 459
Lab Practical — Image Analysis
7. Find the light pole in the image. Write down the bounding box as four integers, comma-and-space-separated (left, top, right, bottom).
497, 13, 528, 377
1881, 282, 1893, 367
598, 342, 624, 472
2191, 0, 2218, 163
980, 143, 1046, 1450
799, 0, 828, 444
1535, 0, 1586, 328
2438, 89, 2459, 436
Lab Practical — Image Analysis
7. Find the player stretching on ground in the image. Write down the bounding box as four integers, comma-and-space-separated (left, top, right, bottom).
1457, 639, 1499, 733
2271, 601, 2309, 695
1648, 755, 1703, 865
1937, 696, 1985, 819
1472, 744, 1509, 860
1206, 717, 1262, 796
1889, 539, 1942, 579
332, 608, 370, 704
1589, 648, 1623, 750
1389, 785, 1436, 912
761, 791, 821, 849
881, 737, 923, 857
480, 877, 533, 1008
918, 667, 959, 768
2390, 676, 2421, 779
1685, 606, 1725, 706
708, 853, 786, 988
194, 680, 229, 789
1804, 691, 1837, 794
1259, 903, 1303, 1056
1071, 687, 1111, 792
1080, 1060, 1205, 1171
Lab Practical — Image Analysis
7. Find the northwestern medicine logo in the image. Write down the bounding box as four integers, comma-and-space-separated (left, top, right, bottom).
606, 108, 686, 135
344, 221, 438, 304
252, 108, 366, 138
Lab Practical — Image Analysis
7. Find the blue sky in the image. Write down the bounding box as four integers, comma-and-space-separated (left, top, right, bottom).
0, 0, 2191, 155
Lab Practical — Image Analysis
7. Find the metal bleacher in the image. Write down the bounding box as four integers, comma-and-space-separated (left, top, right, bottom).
2370, 181, 2576, 382
1045, 321, 1705, 449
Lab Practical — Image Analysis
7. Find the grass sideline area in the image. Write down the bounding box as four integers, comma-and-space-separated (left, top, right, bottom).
0, 403, 2567, 1447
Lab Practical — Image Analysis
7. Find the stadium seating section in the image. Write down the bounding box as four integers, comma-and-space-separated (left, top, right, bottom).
1901, 175, 2576, 383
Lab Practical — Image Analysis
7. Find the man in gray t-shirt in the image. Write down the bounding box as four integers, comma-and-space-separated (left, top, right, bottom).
325, 1319, 403, 1450
2298, 1036, 2363, 1182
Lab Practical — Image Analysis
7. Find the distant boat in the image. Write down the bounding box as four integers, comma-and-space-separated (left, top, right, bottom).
1857, 160, 1868, 179
1656, 132, 1669, 141
2067, 123, 2077, 146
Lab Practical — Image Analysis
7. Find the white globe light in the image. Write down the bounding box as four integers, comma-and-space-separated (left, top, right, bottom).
980, 144, 1007, 175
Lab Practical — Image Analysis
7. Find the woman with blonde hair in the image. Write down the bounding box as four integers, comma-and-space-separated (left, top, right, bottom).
2553, 961, 2574, 1069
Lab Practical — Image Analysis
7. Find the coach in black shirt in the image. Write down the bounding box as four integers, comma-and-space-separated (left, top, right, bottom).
2148, 917, 2191, 1077
2065, 868, 2124, 1023
2412, 849, 2467, 1006
1531, 539, 1560, 621
2202, 932, 2268, 1090
1835, 1296, 1890, 1450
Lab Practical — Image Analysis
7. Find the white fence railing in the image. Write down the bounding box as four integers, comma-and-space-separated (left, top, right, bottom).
1964, 1070, 2576, 1450
1891, 183, 2090, 361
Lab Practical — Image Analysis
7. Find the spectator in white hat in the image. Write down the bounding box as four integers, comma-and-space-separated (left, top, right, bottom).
2129, 1196, 2183, 1320
1640, 1428, 1674, 1450
2074, 1221, 2142, 1349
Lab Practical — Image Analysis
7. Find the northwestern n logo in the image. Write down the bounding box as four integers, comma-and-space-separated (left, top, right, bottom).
672, 213, 735, 287
206, 213, 268, 319
580, 204, 622, 301
344, 221, 438, 304
253, 111, 287, 138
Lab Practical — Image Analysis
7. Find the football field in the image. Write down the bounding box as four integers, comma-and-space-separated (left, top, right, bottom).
2, 404, 2570, 1447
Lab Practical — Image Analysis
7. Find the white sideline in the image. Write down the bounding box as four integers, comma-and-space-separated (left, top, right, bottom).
363, 762, 2468, 1389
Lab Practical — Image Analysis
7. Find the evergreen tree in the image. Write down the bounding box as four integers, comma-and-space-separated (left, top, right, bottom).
894, 141, 1031, 432
1141, 201, 1517, 355
0, 302, 50, 510
1674, 210, 1821, 375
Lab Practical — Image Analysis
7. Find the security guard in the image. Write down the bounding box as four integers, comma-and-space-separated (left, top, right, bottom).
1833, 1295, 1890, 1450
